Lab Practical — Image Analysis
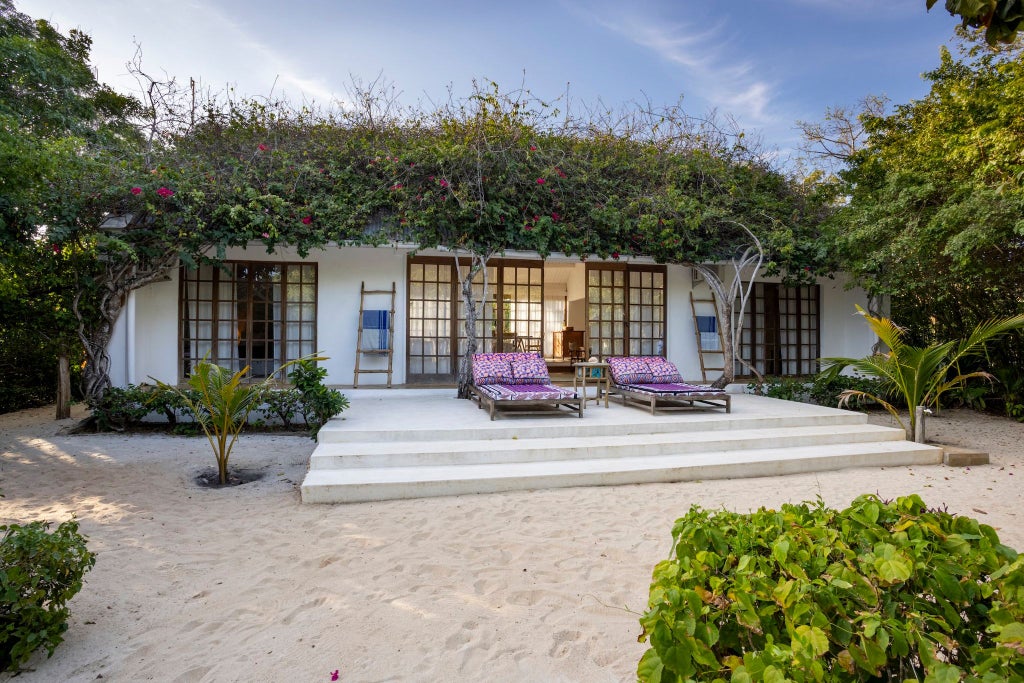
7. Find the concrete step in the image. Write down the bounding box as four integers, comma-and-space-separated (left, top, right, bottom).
315, 410, 869, 444
308, 423, 907, 469
300, 440, 944, 504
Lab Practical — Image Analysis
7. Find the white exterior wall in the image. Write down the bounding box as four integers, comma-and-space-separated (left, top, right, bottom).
114, 244, 410, 387
109, 246, 878, 388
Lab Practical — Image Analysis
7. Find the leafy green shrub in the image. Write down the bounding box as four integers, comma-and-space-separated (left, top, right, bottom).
140, 384, 195, 425
288, 359, 349, 440
747, 377, 811, 403
261, 388, 304, 430
808, 374, 887, 409
88, 384, 151, 430
1, 520, 96, 672
638, 495, 1024, 682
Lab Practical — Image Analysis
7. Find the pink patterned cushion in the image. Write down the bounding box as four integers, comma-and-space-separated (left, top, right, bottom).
607, 356, 654, 384
472, 353, 515, 385
510, 354, 550, 384
645, 357, 682, 383
478, 384, 576, 400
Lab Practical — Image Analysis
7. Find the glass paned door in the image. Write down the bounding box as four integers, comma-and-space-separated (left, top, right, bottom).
586, 264, 665, 359
738, 283, 820, 377
407, 259, 454, 382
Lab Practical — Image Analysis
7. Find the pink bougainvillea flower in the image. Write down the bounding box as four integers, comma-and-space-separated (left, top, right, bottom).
536, 178, 545, 185
529, 145, 537, 151
556, 168, 567, 178
551, 212, 560, 222
330, 671, 339, 681
258, 143, 268, 151
130, 186, 143, 195
390, 183, 403, 191
612, 251, 620, 260
156, 187, 174, 198
261, 232, 270, 238
51, 244, 60, 254
302, 215, 313, 225
439, 179, 449, 188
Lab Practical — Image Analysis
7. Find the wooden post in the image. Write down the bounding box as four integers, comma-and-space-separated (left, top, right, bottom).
913, 405, 926, 443
56, 354, 71, 420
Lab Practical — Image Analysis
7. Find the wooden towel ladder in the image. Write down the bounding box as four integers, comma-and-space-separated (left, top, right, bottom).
689, 291, 727, 383
353, 281, 396, 388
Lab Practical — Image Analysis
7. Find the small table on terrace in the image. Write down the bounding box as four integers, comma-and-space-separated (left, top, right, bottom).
572, 361, 611, 409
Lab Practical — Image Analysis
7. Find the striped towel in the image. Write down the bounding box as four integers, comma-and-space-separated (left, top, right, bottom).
361, 310, 390, 350
696, 315, 719, 351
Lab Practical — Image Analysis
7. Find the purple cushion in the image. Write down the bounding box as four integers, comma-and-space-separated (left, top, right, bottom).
510, 354, 550, 384
472, 353, 515, 385
645, 357, 682, 383
607, 357, 654, 384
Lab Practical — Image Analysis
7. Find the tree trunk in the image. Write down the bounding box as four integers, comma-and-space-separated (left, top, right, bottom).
697, 266, 736, 389
455, 254, 487, 399
56, 354, 71, 420
77, 286, 121, 404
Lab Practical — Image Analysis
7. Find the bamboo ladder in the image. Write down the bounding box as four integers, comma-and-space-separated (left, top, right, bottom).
689, 291, 727, 383
353, 281, 396, 388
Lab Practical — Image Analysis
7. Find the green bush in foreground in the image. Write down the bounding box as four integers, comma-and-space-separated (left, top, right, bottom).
1, 520, 96, 672
638, 495, 1024, 682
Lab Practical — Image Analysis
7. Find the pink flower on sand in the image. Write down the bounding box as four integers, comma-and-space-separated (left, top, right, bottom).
301, 216, 313, 225
130, 186, 142, 195
258, 143, 268, 151
536, 178, 545, 185
156, 187, 174, 198
331, 670, 339, 681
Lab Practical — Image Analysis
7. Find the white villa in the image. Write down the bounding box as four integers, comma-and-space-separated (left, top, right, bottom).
105, 243, 877, 388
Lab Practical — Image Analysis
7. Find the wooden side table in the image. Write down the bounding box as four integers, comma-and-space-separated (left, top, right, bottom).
572, 361, 611, 409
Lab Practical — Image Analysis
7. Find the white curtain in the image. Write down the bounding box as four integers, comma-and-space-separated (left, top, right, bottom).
542, 298, 565, 357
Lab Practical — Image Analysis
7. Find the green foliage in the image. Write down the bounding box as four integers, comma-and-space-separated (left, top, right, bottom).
154, 355, 324, 484
288, 359, 349, 439
927, 0, 1024, 44
821, 306, 1024, 437
0, 519, 96, 672
260, 388, 303, 430
747, 375, 887, 409
637, 494, 1024, 682
829, 35, 1024, 391
87, 384, 151, 431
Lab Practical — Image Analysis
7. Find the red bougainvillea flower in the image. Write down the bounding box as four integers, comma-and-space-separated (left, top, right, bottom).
551, 212, 560, 222
302, 215, 313, 225
390, 183, 403, 191
51, 244, 60, 254
529, 145, 537, 151
258, 143, 268, 151
130, 186, 142, 195
612, 251, 620, 260
536, 178, 545, 185
156, 187, 174, 198
555, 167, 567, 178
439, 179, 449, 188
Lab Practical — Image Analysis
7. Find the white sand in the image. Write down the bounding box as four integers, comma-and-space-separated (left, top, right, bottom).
1, 404, 1022, 682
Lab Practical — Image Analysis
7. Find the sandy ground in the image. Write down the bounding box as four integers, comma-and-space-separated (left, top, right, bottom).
1, 404, 1022, 683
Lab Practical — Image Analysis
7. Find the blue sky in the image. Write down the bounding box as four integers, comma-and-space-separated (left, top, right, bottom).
22, 0, 958, 157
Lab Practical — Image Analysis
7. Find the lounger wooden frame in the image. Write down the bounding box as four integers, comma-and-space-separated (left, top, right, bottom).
611, 385, 731, 415
469, 384, 584, 421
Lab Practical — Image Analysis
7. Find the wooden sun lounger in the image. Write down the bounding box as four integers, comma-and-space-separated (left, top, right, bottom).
469, 383, 584, 420
469, 352, 583, 420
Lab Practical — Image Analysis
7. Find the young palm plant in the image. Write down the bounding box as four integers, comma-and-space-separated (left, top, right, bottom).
155, 354, 325, 484
820, 306, 1024, 441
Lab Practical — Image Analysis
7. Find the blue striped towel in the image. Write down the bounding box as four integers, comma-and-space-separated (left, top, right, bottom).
361, 310, 390, 350
696, 315, 720, 351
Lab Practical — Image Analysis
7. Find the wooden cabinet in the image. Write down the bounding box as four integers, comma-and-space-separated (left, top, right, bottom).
552, 329, 585, 360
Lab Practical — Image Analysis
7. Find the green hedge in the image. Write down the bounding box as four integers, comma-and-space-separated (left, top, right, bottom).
638, 495, 1024, 682
1, 520, 95, 672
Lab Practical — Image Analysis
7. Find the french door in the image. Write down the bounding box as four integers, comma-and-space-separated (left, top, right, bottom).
585, 264, 666, 359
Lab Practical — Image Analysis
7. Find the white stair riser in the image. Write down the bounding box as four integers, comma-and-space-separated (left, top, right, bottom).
309, 427, 905, 469
315, 412, 867, 444
301, 446, 943, 504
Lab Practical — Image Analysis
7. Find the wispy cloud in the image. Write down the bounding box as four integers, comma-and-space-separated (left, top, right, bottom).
564, 1, 777, 124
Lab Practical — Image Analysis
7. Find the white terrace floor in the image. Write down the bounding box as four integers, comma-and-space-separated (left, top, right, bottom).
300, 389, 943, 503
